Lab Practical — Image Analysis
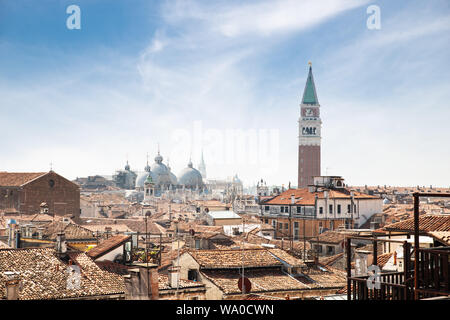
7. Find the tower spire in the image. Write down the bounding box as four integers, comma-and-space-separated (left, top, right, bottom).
302, 62, 319, 105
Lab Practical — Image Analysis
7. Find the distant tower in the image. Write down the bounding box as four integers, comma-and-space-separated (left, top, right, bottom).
298, 62, 322, 188
144, 174, 155, 203
198, 150, 207, 179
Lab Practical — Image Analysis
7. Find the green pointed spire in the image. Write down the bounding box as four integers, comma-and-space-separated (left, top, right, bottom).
144, 173, 154, 185
302, 63, 319, 105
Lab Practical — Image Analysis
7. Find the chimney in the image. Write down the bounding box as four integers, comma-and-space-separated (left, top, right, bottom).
105, 227, 112, 239
55, 232, 67, 256
4, 272, 20, 300
393, 251, 397, 265
124, 263, 159, 300
15, 230, 21, 249
168, 266, 180, 288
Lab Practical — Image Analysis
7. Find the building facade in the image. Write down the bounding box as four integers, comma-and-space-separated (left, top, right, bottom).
259, 176, 383, 240
0, 171, 80, 220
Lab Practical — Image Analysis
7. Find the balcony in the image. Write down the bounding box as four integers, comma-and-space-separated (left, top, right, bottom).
346, 192, 450, 300
348, 271, 413, 300
347, 245, 450, 300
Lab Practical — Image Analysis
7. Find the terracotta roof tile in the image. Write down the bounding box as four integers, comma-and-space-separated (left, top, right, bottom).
158, 274, 204, 290
84, 224, 132, 233
383, 214, 450, 232
0, 248, 124, 299
265, 188, 378, 206
190, 249, 283, 269
0, 172, 47, 187
201, 268, 310, 294
87, 235, 130, 259
42, 221, 96, 240
377, 252, 393, 268
311, 231, 346, 244
428, 231, 450, 245
319, 252, 345, 266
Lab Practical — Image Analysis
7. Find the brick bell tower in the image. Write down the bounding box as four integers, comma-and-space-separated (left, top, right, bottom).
298, 62, 322, 188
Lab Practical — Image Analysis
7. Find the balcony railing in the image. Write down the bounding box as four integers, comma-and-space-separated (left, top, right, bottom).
348, 271, 414, 300
416, 246, 450, 299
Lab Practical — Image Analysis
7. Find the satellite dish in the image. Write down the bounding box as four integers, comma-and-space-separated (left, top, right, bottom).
238, 277, 251, 294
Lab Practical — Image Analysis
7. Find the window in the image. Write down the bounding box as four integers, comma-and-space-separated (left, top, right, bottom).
284, 223, 289, 229
347, 204, 351, 213
278, 222, 282, 229
329, 205, 333, 214
264, 219, 269, 224
280, 206, 284, 213
195, 239, 201, 249
319, 207, 323, 214
327, 246, 335, 255
297, 206, 301, 213
337, 205, 341, 214
265, 206, 269, 211
48, 179, 55, 188
315, 245, 322, 253
294, 222, 299, 228
188, 269, 198, 281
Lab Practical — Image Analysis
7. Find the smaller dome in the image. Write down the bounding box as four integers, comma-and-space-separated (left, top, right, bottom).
178, 160, 203, 188
125, 161, 130, 171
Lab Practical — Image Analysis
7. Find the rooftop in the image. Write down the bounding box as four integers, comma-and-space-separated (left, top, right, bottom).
207, 211, 242, 220
0, 248, 124, 300
87, 235, 131, 260
0, 172, 47, 187
188, 248, 305, 269
382, 214, 450, 232
265, 188, 378, 206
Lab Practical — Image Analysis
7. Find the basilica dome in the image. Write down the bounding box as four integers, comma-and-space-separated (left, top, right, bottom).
150, 153, 173, 187
166, 162, 178, 186
178, 160, 203, 188
135, 172, 150, 189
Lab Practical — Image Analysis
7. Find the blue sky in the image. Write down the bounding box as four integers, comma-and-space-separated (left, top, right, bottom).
1, 0, 449, 188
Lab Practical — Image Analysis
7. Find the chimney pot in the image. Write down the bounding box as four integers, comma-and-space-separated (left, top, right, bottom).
168, 266, 180, 289
56, 232, 67, 255
4, 271, 20, 300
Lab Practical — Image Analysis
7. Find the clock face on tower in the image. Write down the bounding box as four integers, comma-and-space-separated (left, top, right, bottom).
305, 108, 313, 117
302, 126, 317, 136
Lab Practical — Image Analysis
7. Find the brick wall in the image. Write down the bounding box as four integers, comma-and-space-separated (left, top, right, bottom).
298, 145, 320, 188
2, 172, 81, 219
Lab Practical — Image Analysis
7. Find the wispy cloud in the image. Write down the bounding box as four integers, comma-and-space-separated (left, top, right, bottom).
1, 0, 449, 187
161, 0, 369, 38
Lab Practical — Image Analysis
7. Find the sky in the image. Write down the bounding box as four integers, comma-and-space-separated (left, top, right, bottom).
0, 0, 449, 188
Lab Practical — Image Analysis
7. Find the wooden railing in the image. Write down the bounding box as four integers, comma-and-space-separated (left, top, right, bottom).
415, 247, 450, 299
348, 271, 414, 300
347, 242, 450, 300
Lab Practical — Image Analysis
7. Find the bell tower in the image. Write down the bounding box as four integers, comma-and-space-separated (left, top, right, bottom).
298, 62, 322, 188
